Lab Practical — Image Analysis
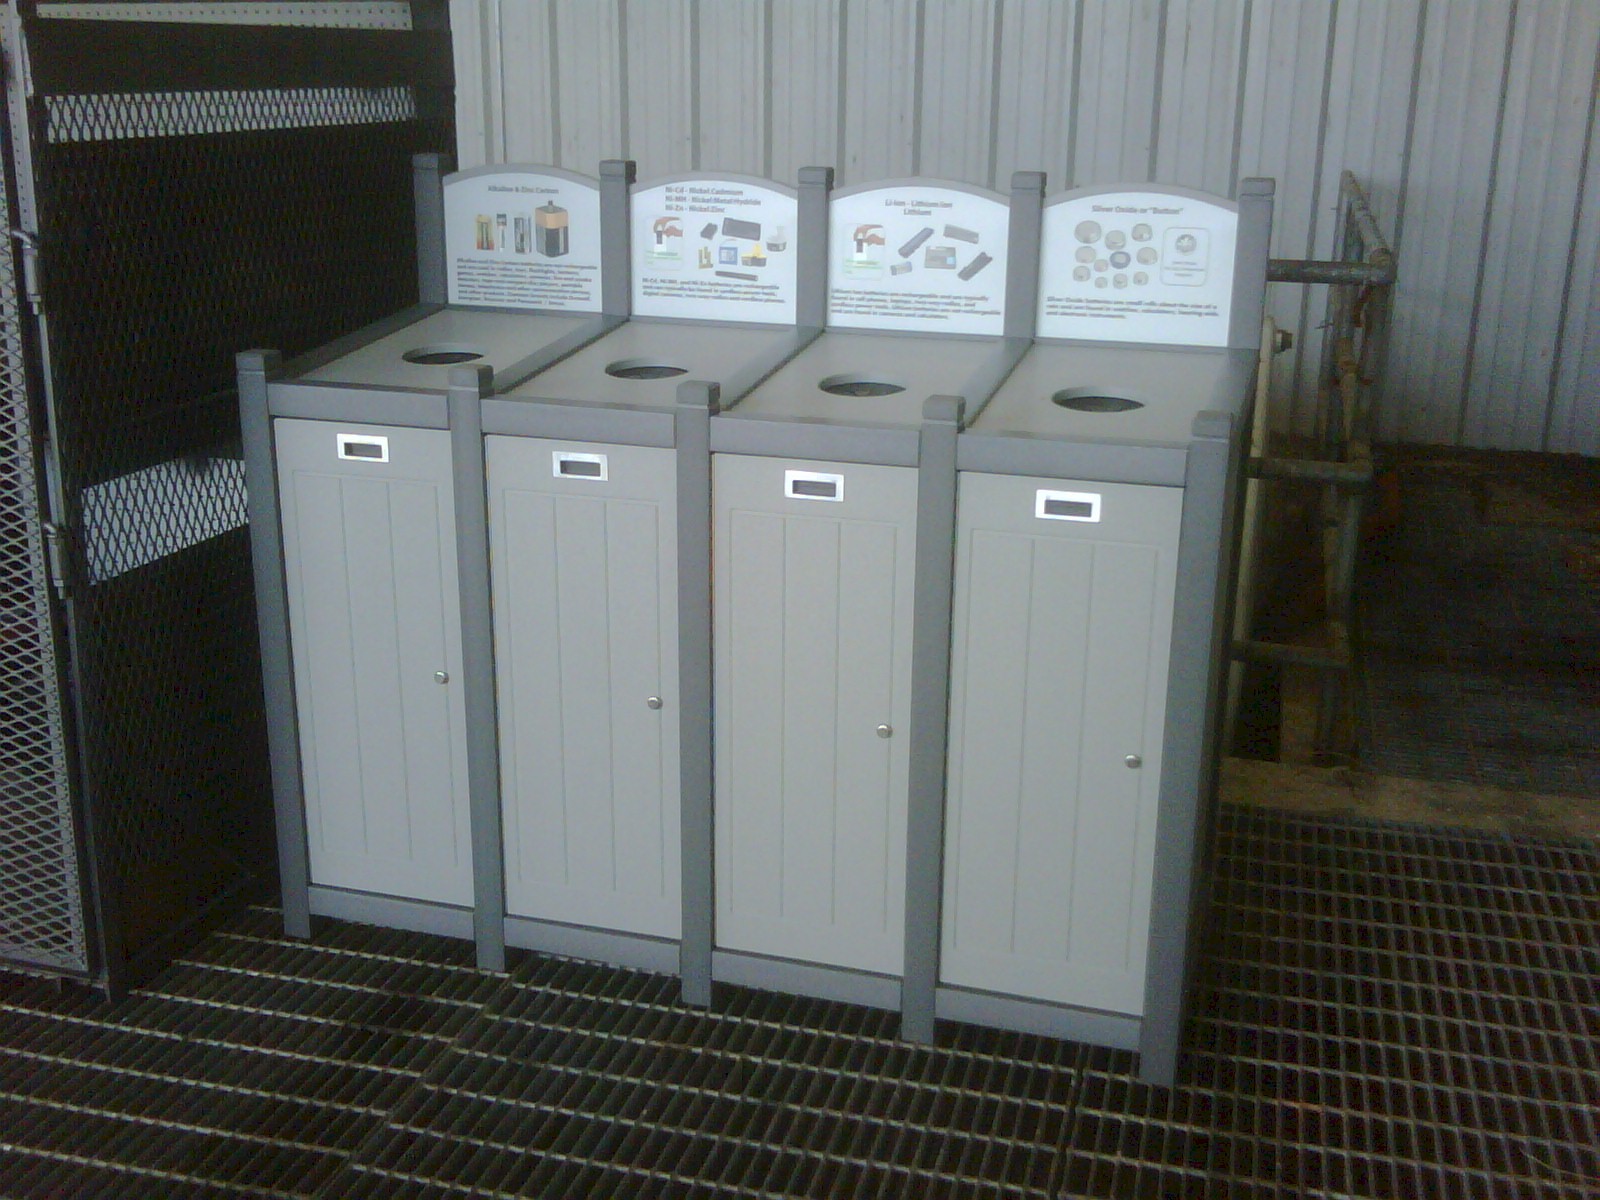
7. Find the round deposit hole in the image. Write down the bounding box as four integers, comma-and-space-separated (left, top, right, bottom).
1051, 388, 1144, 413
606, 358, 688, 380
818, 373, 906, 398
402, 343, 486, 366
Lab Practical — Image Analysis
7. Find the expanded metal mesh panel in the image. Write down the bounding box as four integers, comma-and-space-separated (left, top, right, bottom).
0, 106, 84, 975
45, 86, 416, 141
27, 66, 450, 973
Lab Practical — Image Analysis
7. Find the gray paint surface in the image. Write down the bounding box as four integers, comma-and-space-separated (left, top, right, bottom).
712, 454, 918, 978
730, 330, 1014, 426
298, 309, 594, 389
709, 416, 920, 468
269, 384, 449, 429
972, 343, 1254, 446
504, 916, 680, 975
413, 152, 450, 304
486, 435, 682, 942
899, 396, 963, 1044
483, 397, 676, 447
600, 159, 636, 318
796, 165, 834, 328
274, 418, 474, 908
1138, 416, 1238, 1087
308, 886, 475, 941
1230, 178, 1275, 351
935, 986, 1141, 1051
674, 382, 719, 1006
712, 951, 902, 1013
275, 304, 440, 379
1004, 171, 1046, 339
941, 472, 1182, 1019
237, 350, 310, 939
957, 435, 1189, 488
448, 368, 506, 972
508, 321, 803, 409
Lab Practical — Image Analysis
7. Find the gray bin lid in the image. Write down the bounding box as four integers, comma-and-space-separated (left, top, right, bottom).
505, 320, 801, 408
732, 330, 1008, 428
298, 308, 594, 388
972, 342, 1255, 446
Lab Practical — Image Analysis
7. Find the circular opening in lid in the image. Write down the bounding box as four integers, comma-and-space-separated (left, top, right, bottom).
606, 358, 688, 380
403, 343, 486, 366
1051, 389, 1144, 413
818, 373, 906, 398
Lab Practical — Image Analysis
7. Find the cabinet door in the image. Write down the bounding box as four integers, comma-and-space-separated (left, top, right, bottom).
940, 474, 1182, 1015
713, 456, 917, 976
487, 438, 680, 939
275, 420, 472, 907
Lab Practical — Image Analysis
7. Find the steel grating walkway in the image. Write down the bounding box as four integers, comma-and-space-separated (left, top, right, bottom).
1, 805, 1596, 1199
1358, 450, 1600, 797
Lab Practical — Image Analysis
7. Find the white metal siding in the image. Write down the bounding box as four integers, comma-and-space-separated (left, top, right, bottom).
454, 0, 1600, 455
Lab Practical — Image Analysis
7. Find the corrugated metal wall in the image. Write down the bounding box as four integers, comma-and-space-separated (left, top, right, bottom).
453, 0, 1600, 456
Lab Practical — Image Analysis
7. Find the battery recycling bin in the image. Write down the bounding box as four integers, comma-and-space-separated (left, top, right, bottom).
705, 175, 1042, 1007
240, 159, 628, 963
480, 171, 826, 974
936, 180, 1274, 1084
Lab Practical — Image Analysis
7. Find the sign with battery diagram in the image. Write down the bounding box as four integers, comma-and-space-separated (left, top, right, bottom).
631, 177, 798, 323
444, 167, 603, 312
1037, 190, 1237, 346
827, 184, 1009, 336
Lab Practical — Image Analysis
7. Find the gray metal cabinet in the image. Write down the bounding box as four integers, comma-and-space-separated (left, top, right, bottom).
712, 455, 917, 976
274, 419, 473, 908
486, 437, 680, 939
940, 473, 1182, 1016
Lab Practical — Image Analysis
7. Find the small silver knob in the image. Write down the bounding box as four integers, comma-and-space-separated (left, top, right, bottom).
877, 724, 893, 739
647, 696, 663, 710
1125, 754, 1142, 769
434, 670, 449, 684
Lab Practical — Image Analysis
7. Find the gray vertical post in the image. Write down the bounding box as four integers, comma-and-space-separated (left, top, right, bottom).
1004, 171, 1047, 340
237, 349, 312, 940
600, 159, 637, 318
448, 364, 507, 973
675, 379, 721, 1006
1139, 410, 1237, 1086
414, 152, 451, 305
796, 166, 835, 328
1229, 178, 1276, 351
900, 394, 964, 1043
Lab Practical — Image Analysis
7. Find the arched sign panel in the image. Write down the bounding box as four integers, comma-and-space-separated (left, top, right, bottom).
1038, 190, 1238, 347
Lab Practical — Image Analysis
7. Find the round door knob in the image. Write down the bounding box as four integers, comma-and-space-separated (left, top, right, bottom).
434, 670, 449, 684
877, 724, 893, 739
1125, 754, 1142, 769
647, 696, 663, 710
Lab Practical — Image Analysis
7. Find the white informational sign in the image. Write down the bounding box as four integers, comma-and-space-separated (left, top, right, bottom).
1037, 190, 1237, 346
631, 178, 798, 323
444, 168, 603, 312
827, 185, 1009, 335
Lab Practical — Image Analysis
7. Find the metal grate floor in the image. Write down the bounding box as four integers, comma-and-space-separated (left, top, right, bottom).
1358, 450, 1600, 797
1, 806, 1596, 1198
